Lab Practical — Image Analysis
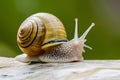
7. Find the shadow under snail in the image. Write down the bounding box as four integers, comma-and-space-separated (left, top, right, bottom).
15, 13, 95, 63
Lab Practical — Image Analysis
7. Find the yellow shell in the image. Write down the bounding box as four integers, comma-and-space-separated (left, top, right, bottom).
17, 13, 67, 56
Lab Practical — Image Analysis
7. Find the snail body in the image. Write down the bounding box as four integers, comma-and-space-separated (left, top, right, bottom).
15, 13, 95, 63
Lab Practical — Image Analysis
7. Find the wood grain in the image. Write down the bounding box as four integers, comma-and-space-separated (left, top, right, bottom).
0, 57, 120, 80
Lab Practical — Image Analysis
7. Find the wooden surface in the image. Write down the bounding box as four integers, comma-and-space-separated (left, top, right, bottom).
0, 57, 120, 80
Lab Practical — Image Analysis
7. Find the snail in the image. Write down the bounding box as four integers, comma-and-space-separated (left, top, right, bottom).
15, 13, 95, 63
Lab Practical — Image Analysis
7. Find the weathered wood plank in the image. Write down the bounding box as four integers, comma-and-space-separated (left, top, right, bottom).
0, 57, 120, 80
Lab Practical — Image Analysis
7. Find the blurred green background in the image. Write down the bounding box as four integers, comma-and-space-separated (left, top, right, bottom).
0, 0, 120, 59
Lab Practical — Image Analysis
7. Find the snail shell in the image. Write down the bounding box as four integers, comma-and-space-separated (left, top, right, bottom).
17, 13, 67, 56
16, 12, 95, 63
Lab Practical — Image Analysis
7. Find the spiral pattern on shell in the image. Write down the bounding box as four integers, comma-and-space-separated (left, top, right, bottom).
17, 13, 67, 56
17, 17, 45, 48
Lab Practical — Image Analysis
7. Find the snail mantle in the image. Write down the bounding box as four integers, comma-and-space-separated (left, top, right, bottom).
0, 57, 120, 80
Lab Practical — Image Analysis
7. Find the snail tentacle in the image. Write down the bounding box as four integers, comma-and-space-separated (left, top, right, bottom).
16, 13, 94, 63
